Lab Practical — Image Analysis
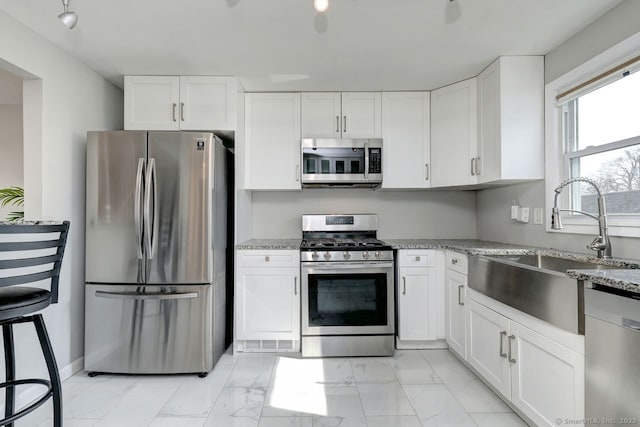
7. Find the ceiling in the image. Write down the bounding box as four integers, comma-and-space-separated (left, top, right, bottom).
0, 0, 623, 92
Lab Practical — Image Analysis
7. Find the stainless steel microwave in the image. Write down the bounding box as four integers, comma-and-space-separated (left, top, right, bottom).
300, 138, 383, 188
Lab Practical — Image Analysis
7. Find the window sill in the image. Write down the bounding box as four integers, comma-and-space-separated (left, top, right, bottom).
546, 220, 640, 238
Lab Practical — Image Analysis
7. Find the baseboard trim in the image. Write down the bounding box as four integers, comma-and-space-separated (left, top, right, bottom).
60, 356, 85, 381
396, 337, 449, 350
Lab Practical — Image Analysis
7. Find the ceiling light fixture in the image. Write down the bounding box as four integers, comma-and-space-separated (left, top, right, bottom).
314, 0, 329, 13
58, 0, 78, 30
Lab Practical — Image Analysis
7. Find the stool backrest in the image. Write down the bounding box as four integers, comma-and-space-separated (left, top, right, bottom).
0, 221, 70, 304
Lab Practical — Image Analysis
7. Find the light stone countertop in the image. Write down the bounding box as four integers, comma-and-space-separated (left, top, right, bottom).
236, 237, 639, 293
235, 239, 301, 250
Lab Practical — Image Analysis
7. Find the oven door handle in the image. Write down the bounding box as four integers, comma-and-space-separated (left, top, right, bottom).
302, 262, 394, 270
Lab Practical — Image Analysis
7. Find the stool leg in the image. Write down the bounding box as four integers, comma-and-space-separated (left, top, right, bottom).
3, 324, 15, 427
32, 315, 62, 427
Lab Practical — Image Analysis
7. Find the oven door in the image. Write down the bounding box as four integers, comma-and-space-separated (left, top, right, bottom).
301, 261, 394, 336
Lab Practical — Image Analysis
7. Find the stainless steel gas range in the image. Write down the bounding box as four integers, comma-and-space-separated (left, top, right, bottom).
300, 214, 395, 357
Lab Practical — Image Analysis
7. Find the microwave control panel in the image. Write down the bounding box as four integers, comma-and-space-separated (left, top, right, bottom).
369, 148, 382, 174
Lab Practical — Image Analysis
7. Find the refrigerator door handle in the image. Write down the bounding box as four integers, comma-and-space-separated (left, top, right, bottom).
95, 290, 199, 300
144, 158, 157, 259
134, 158, 145, 260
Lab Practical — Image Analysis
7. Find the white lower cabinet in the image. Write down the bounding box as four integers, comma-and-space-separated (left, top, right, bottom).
397, 250, 444, 344
466, 298, 585, 426
235, 250, 300, 351
444, 252, 468, 359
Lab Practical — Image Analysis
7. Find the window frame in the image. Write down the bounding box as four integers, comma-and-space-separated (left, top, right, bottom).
545, 32, 640, 238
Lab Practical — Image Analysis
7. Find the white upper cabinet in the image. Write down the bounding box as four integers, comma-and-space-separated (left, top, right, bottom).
381, 92, 431, 189
245, 93, 301, 191
124, 75, 236, 131
476, 56, 544, 183
301, 92, 381, 139
430, 78, 478, 188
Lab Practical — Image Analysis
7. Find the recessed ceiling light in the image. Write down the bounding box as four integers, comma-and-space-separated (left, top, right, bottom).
314, 0, 329, 13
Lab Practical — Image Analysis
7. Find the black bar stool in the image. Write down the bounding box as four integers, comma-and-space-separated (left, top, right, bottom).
0, 221, 70, 427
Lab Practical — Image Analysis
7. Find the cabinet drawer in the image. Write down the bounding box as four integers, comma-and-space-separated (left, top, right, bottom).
398, 250, 436, 267
237, 250, 300, 268
446, 251, 468, 274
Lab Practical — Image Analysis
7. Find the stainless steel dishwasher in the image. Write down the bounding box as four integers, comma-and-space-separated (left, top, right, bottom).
585, 283, 640, 426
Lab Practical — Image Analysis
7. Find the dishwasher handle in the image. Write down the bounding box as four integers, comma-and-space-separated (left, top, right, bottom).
623, 318, 640, 331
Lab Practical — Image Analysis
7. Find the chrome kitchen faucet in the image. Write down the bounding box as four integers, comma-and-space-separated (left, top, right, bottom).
551, 177, 612, 259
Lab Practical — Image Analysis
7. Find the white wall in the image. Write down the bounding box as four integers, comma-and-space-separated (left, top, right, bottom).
0, 68, 23, 220
250, 190, 477, 240
0, 8, 123, 401
476, 0, 640, 260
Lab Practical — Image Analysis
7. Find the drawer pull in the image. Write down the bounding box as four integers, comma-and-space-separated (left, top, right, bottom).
451, 258, 458, 265
415, 256, 421, 261
265, 256, 270, 262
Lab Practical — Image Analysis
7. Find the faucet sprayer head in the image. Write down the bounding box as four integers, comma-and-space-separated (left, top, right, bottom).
551, 207, 563, 229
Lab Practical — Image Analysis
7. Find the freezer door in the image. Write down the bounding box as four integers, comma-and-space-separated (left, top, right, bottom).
146, 132, 213, 284
86, 131, 147, 284
84, 284, 213, 374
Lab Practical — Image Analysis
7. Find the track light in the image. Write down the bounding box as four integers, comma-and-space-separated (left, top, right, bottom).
314, 0, 329, 13
58, 0, 78, 30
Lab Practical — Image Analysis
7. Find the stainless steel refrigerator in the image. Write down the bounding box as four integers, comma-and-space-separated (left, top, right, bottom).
84, 131, 227, 375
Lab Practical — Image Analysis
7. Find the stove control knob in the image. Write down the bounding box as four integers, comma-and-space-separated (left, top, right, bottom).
363, 251, 370, 259
343, 251, 351, 260
375, 251, 383, 259
324, 251, 332, 260
311, 251, 320, 261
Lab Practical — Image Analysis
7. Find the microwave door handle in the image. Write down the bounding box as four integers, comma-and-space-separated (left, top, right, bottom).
364, 142, 369, 179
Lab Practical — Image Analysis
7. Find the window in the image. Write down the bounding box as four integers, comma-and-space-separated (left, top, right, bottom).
558, 59, 640, 222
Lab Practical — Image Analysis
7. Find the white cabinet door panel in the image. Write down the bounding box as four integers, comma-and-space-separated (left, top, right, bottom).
381, 92, 430, 189
510, 322, 585, 427
445, 268, 467, 358
341, 92, 381, 138
430, 79, 477, 187
236, 267, 299, 340
245, 93, 301, 190
124, 76, 180, 130
398, 267, 438, 341
466, 298, 511, 399
301, 92, 341, 138
180, 76, 236, 130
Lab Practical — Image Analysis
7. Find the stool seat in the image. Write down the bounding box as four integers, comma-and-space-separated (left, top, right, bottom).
0, 288, 51, 322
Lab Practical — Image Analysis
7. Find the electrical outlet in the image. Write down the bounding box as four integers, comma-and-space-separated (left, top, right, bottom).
519, 207, 530, 223
511, 205, 519, 220
534, 208, 543, 225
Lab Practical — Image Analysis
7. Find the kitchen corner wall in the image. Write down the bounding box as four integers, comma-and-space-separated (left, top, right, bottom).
0, 68, 23, 220
476, 0, 640, 261
251, 189, 477, 239
0, 8, 123, 399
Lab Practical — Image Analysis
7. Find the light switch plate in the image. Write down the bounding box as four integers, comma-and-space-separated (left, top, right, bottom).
519, 207, 530, 223
511, 205, 519, 220
534, 208, 543, 225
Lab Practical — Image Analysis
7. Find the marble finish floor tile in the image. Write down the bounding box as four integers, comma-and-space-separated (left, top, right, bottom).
36, 349, 526, 426
357, 380, 415, 416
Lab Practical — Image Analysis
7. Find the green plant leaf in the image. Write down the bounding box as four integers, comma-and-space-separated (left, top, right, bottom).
6, 211, 24, 222
0, 186, 24, 208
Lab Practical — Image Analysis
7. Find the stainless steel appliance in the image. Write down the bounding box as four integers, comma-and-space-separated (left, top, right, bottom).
301, 138, 383, 188
84, 131, 227, 375
585, 283, 640, 425
300, 214, 394, 357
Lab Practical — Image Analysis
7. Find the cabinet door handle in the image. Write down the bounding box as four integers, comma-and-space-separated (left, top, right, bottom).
457, 284, 464, 305
425, 163, 429, 181
475, 157, 481, 175
172, 103, 177, 122
336, 115, 340, 133
402, 276, 406, 295
451, 258, 458, 265
499, 331, 507, 358
343, 115, 347, 133
471, 158, 475, 176
294, 276, 298, 295
180, 102, 185, 121
296, 165, 300, 181
508, 335, 516, 364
